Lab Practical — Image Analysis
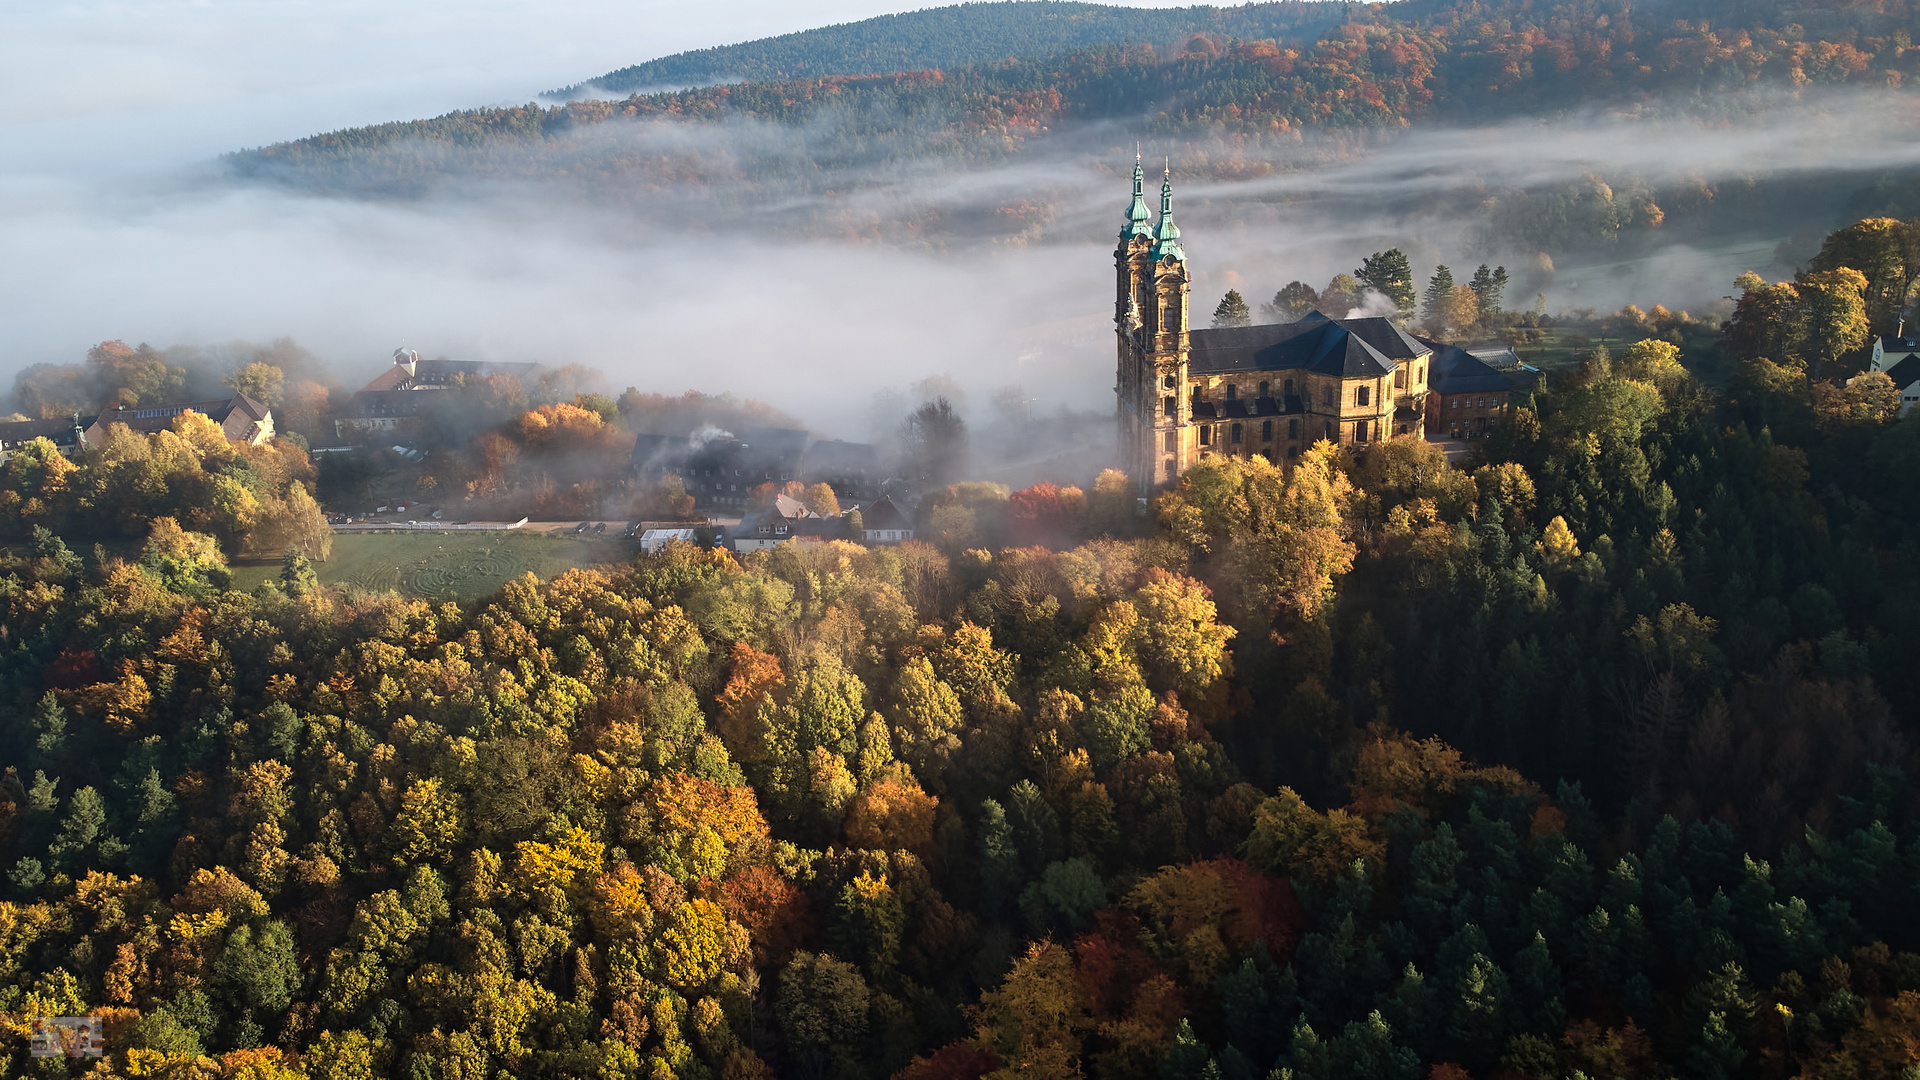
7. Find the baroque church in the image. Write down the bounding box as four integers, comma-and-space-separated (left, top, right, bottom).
1115, 159, 1479, 491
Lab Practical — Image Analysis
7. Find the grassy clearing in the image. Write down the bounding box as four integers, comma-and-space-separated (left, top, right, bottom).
228, 530, 632, 602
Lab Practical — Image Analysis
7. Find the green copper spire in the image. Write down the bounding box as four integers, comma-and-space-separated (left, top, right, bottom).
1122, 147, 1152, 239
1150, 160, 1184, 262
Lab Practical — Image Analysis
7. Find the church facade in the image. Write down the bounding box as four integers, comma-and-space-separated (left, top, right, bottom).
1114, 161, 1435, 490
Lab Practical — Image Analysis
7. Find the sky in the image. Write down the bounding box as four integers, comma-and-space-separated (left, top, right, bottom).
0, 0, 1204, 436
6, 0, 1920, 441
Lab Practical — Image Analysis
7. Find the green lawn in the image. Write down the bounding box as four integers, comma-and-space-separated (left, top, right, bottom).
229, 530, 633, 602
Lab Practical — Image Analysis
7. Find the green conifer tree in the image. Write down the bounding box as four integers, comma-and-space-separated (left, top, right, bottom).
1469, 264, 1509, 313
1423, 265, 1456, 325
1212, 289, 1252, 327
1356, 250, 1417, 319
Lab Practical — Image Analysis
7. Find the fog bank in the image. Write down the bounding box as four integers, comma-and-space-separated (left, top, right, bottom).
7, 0, 1920, 438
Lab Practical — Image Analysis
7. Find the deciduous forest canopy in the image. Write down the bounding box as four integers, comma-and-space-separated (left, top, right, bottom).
8, 277, 1920, 1076
12, 0, 1920, 1077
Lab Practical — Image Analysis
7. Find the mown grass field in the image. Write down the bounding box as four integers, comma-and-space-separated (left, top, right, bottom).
228, 530, 632, 601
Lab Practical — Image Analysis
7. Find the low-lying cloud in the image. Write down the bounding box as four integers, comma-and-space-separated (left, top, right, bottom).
8, 0, 1920, 441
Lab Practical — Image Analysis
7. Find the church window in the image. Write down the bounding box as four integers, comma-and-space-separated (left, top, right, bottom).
1163, 305, 1179, 331
1262, 420, 1273, 441
1199, 425, 1211, 446
1231, 423, 1243, 444
1288, 419, 1299, 439
1356, 385, 1371, 407
1164, 431, 1176, 452
1225, 384, 1237, 400
1164, 396, 1176, 417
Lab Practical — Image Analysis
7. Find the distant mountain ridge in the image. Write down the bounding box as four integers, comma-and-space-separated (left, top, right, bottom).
555, 1, 1348, 96
231, 0, 1920, 258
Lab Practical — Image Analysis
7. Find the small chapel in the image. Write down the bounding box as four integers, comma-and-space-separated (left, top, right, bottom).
1114, 159, 1505, 491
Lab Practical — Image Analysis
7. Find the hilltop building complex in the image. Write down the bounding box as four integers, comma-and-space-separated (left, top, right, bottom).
1113, 160, 1515, 489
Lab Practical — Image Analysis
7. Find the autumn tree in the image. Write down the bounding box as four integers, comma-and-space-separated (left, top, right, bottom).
1263, 282, 1322, 323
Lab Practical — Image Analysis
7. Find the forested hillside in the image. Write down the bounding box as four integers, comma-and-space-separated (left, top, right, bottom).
556, 1, 1346, 96
8, 242, 1920, 1075
226, 0, 1920, 266
238, 0, 1920, 198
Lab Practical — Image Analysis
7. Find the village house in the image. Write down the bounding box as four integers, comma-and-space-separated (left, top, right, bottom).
336, 348, 545, 437
858, 496, 914, 543
631, 427, 879, 511
0, 415, 90, 467
1420, 339, 1515, 439
1870, 327, 1920, 417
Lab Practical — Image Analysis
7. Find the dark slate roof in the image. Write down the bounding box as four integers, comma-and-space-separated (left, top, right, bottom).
799, 439, 877, 479
1189, 311, 1397, 379
1340, 317, 1429, 361
1885, 355, 1920, 388
1419, 337, 1512, 395
629, 426, 810, 481
86, 394, 271, 445
630, 433, 679, 471
359, 357, 544, 393
1879, 335, 1920, 354
0, 415, 94, 451
860, 497, 911, 531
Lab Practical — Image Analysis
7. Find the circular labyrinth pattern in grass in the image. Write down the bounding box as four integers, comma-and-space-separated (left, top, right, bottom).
345, 560, 402, 595
402, 543, 527, 599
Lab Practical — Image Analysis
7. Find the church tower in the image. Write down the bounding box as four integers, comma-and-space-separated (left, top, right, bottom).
1115, 158, 1191, 491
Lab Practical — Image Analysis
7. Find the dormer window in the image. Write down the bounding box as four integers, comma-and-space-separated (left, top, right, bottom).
1225, 384, 1237, 400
